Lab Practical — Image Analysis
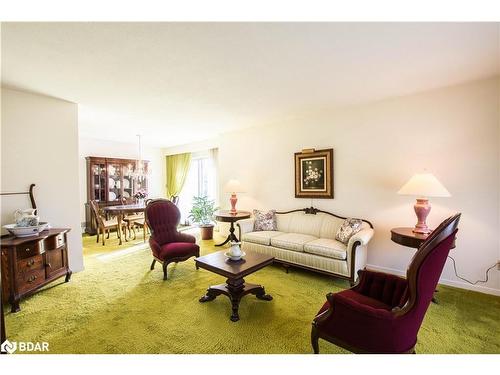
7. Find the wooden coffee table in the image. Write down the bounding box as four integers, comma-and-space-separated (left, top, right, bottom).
195, 250, 274, 322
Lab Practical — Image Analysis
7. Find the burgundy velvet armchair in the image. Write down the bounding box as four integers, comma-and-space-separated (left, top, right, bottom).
311, 213, 461, 354
145, 199, 200, 280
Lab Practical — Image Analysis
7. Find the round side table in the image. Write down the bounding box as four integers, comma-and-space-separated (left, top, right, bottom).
391, 227, 451, 303
391, 227, 456, 249
214, 210, 251, 247
390, 227, 429, 249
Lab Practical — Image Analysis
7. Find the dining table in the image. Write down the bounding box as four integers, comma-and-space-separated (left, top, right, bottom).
103, 203, 146, 245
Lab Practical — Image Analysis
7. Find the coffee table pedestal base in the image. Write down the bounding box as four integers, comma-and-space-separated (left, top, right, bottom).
199, 278, 272, 322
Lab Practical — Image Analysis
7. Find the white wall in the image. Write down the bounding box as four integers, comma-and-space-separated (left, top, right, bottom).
1, 87, 84, 272
78, 137, 165, 226
163, 138, 220, 157
164, 77, 500, 295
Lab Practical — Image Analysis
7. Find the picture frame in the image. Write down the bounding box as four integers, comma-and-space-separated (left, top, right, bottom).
294, 148, 334, 199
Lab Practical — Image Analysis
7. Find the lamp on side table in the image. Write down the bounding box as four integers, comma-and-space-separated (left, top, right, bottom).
397, 173, 451, 234
224, 179, 246, 213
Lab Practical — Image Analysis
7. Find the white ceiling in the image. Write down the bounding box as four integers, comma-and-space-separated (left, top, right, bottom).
2, 22, 499, 148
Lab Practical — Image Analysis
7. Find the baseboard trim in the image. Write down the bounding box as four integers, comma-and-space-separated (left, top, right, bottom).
366, 263, 500, 297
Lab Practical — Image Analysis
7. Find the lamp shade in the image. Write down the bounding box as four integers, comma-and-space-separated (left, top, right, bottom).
397, 173, 451, 198
224, 179, 245, 193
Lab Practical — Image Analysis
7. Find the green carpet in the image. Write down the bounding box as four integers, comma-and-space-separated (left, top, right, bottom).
4, 231, 500, 354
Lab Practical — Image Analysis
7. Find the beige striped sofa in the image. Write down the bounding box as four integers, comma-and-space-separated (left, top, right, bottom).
237, 208, 374, 284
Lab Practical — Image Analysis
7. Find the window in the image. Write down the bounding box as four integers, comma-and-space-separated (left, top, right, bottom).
178, 150, 217, 224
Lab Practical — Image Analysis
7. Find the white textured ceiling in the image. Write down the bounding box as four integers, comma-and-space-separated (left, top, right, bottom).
2, 22, 499, 147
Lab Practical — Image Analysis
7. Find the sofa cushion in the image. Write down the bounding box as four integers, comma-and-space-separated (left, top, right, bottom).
253, 209, 277, 231
304, 238, 347, 260
242, 231, 284, 246
319, 214, 345, 239
270, 233, 318, 252
335, 218, 363, 244
287, 212, 323, 238
276, 211, 323, 237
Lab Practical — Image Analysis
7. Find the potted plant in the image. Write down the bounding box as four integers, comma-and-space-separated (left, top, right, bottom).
188, 196, 218, 240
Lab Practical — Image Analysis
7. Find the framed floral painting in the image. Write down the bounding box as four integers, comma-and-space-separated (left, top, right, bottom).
294, 148, 334, 199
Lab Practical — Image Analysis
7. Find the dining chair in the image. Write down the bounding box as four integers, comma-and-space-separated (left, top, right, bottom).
120, 197, 144, 240
311, 213, 461, 354
90, 200, 128, 246
131, 217, 149, 242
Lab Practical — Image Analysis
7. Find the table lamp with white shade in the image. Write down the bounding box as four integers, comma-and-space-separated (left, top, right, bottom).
397, 173, 451, 234
224, 179, 246, 213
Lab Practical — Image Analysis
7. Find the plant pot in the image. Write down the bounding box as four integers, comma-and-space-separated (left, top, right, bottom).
200, 224, 214, 240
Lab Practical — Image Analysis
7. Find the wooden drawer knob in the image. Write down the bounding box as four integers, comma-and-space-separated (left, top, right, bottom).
28, 275, 38, 283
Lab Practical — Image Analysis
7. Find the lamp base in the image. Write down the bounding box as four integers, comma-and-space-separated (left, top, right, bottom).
230, 193, 238, 213
413, 198, 432, 234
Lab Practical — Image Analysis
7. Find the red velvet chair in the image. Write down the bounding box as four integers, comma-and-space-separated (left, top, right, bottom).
311, 213, 461, 354
145, 199, 200, 280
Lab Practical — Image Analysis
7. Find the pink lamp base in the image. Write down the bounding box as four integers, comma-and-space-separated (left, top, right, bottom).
230, 193, 238, 213
413, 198, 432, 234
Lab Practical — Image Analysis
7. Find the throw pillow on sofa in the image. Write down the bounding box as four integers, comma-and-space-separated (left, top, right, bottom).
253, 209, 277, 231
335, 218, 363, 244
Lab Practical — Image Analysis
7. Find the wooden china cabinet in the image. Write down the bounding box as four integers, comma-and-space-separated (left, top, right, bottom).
85, 156, 149, 234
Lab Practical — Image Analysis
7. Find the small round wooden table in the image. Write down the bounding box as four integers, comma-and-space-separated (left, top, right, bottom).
391, 227, 451, 303
214, 210, 251, 247
390, 227, 430, 249
391, 227, 456, 249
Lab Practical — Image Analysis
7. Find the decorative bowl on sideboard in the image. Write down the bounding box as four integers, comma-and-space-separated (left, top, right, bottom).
3, 222, 49, 237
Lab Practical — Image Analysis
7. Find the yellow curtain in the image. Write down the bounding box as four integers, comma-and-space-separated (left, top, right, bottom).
166, 153, 192, 199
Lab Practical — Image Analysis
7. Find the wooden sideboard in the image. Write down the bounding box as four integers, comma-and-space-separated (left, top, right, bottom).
1, 228, 72, 313
1, 297, 5, 343
85, 156, 149, 234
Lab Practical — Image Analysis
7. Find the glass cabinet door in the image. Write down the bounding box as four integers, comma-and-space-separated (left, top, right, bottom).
91, 163, 106, 202
132, 161, 148, 200
107, 163, 122, 202
122, 163, 134, 203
